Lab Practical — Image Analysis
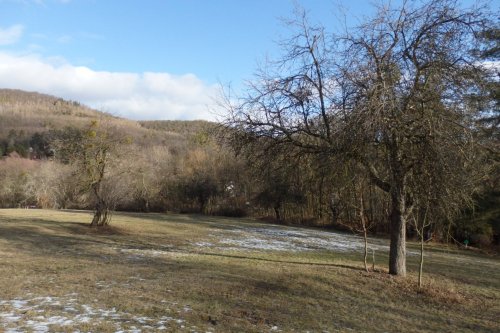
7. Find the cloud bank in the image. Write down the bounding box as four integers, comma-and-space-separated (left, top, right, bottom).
0, 51, 220, 120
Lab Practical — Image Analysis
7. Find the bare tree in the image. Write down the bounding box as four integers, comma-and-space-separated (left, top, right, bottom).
223, 0, 490, 276
57, 119, 130, 226
128, 146, 173, 212
341, 0, 491, 276
28, 161, 77, 209
336, 171, 379, 273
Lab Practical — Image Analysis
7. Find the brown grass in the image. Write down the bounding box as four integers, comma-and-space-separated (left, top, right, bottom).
0, 209, 499, 332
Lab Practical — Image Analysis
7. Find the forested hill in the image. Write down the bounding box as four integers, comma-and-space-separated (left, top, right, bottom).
0, 88, 213, 157
0, 89, 106, 137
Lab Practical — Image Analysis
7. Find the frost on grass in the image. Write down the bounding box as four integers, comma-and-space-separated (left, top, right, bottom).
118, 247, 195, 262
211, 225, 394, 254
193, 241, 214, 248
0, 294, 194, 333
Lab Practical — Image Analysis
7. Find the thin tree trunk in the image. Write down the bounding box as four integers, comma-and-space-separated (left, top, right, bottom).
318, 175, 324, 219
274, 204, 281, 221
102, 206, 110, 226
418, 205, 430, 288
363, 227, 368, 272
360, 193, 369, 272
372, 248, 375, 271
418, 232, 424, 287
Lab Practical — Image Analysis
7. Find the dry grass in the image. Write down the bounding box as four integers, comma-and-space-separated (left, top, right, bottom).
0, 209, 499, 332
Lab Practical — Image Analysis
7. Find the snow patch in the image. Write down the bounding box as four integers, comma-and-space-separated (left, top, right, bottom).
202, 225, 396, 254
0, 294, 189, 332
194, 241, 214, 247
119, 248, 190, 259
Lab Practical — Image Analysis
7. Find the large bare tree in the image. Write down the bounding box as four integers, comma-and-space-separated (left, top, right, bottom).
223, 0, 491, 276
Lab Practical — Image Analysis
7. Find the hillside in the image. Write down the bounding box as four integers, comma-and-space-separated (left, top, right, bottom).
0, 89, 213, 157
0, 89, 109, 138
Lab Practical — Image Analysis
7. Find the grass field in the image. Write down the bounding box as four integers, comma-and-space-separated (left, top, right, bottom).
0, 209, 499, 332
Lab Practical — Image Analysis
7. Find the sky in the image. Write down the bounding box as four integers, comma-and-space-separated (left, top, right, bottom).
0, 0, 495, 121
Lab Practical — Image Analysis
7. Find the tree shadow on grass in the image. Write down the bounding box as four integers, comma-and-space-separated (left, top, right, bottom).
0, 216, 135, 261
192, 250, 364, 271
112, 211, 311, 231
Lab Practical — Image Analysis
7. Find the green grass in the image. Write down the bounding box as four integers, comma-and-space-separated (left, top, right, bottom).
0, 209, 499, 332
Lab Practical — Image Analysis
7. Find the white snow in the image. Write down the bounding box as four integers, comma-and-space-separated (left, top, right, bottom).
10, 300, 28, 309
200, 225, 396, 255
119, 248, 190, 259
194, 241, 214, 247
0, 293, 189, 332
117, 223, 411, 258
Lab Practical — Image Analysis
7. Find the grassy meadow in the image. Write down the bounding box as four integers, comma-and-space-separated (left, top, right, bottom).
0, 209, 499, 332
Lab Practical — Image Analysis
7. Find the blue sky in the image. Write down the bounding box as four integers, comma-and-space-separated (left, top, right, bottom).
1, 0, 344, 82
0, 0, 495, 120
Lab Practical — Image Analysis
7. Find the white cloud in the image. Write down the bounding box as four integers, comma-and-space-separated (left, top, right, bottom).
0, 25, 24, 45
0, 52, 220, 120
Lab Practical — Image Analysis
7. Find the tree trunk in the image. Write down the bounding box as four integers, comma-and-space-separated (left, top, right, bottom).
360, 193, 369, 272
102, 207, 110, 226
92, 201, 105, 226
318, 175, 324, 219
274, 204, 281, 221
92, 203, 110, 226
198, 197, 205, 213
90, 183, 110, 227
372, 248, 375, 271
418, 232, 424, 287
91, 209, 101, 226
363, 227, 369, 272
389, 191, 406, 276
273, 201, 283, 222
